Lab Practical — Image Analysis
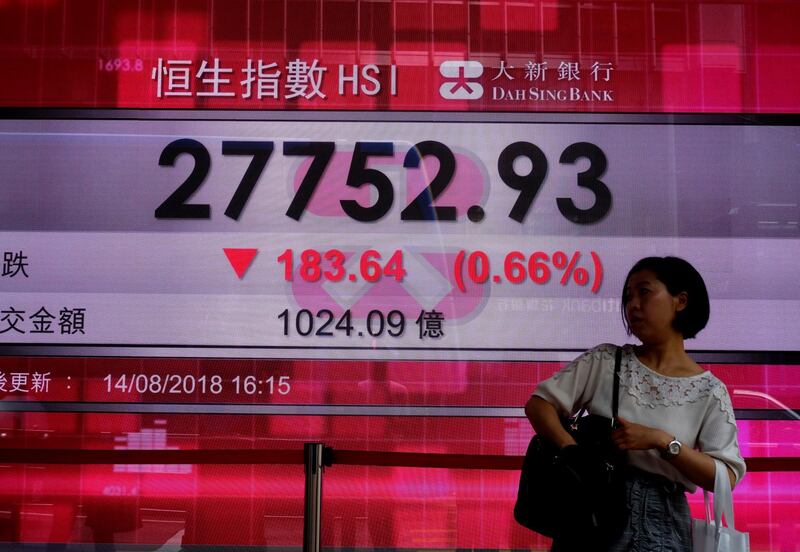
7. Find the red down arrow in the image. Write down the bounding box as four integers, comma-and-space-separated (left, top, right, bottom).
223, 248, 259, 279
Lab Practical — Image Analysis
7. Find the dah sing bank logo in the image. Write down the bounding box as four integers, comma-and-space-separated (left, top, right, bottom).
439, 59, 615, 103
439, 61, 484, 100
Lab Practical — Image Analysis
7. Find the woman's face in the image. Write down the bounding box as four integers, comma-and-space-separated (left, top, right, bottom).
624, 269, 686, 342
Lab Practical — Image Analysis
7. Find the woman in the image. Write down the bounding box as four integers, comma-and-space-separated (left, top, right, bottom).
525, 256, 745, 551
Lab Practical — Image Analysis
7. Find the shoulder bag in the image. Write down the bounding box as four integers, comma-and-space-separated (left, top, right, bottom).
514, 346, 627, 545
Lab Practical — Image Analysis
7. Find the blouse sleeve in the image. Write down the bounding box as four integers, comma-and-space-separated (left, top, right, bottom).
696, 381, 747, 487
532, 344, 610, 418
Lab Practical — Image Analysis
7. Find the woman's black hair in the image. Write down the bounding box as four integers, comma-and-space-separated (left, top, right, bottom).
621, 256, 710, 339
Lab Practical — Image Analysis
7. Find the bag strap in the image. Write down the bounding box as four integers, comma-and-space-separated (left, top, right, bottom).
576, 346, 622, 423
712, 458, 737, 531
611, 346, 622, 425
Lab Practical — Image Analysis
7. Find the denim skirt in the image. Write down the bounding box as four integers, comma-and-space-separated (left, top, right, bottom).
551, 467, 693, 552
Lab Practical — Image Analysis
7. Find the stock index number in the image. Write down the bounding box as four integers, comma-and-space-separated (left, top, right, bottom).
155, 139, 611, 225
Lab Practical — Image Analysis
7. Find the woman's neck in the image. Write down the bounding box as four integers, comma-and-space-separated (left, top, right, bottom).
634, 335, 694, 376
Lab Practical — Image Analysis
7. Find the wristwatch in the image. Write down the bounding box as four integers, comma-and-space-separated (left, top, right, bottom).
661, 437, 682, 459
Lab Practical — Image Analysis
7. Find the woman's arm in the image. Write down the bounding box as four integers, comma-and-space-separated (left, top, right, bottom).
612, 417, 736, 490
665, 442, 736, 491
525, 395, 577, 449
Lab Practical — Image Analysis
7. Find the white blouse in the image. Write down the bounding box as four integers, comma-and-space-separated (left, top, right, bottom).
533, 343, 746, 492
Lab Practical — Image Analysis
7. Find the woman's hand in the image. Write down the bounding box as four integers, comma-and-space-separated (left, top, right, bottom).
612, 416, 671, 451
613, 416, 735, 490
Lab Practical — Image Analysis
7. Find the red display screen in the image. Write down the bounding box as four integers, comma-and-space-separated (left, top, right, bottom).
1, 356, 798, 549
1, 0, 799, 113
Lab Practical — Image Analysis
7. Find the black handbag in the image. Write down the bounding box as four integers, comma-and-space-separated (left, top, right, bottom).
514, 347, 628, 545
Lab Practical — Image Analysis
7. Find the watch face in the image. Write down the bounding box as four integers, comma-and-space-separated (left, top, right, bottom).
668, 441, 681, 455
